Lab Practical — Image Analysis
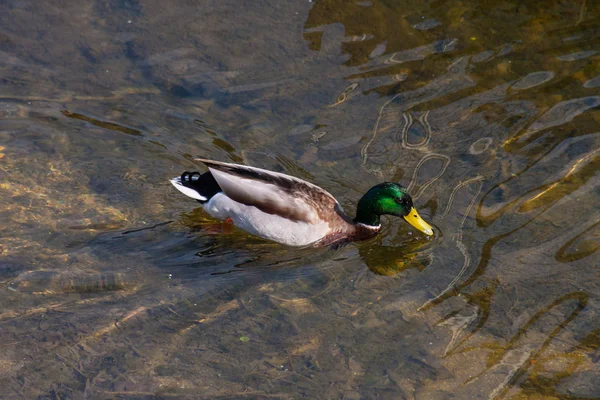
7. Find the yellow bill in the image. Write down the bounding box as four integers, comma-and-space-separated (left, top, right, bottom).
403, 208, 434, 236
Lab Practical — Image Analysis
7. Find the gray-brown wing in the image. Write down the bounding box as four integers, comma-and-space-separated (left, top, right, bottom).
195, 158, 345, 224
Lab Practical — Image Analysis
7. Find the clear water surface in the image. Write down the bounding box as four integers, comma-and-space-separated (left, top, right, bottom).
1, 0, 599, 398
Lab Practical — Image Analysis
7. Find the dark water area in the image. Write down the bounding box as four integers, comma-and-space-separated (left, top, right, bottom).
1, 0, 599, 398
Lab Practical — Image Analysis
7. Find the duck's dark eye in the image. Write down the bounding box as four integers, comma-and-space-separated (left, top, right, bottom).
394, 197, 407, 207
395, 196, 412, 209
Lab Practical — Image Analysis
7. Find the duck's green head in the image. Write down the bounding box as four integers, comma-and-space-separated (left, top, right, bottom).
355, 182, 434, 236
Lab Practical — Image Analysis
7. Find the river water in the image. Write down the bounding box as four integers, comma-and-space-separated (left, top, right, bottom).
1, 0, 599, 398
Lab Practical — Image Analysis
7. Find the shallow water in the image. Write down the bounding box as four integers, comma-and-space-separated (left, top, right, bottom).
1, 0, 599, 398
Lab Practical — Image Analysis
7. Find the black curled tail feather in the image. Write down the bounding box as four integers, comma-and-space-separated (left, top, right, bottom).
171, 171, 222, 203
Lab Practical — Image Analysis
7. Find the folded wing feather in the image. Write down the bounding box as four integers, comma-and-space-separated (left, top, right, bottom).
197, 158, 341, 224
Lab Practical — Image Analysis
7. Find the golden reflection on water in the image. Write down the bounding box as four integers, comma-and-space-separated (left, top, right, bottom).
357, 236, 431, 276
0, 0, 599, 398
556, 221, 600, 263
519, 152, 599, 212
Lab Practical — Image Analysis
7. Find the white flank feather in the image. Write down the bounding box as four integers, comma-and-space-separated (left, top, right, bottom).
170, 177, 207, 201
202, 193, 329, 246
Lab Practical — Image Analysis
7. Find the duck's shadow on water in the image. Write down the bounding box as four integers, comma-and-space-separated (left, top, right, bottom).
88, 216, 332, 288
87, 206, 439, 295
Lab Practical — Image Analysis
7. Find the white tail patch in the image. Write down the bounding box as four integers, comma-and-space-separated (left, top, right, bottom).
170, 177, 207, 201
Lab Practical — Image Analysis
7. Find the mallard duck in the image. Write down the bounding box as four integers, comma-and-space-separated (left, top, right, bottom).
170, 158, 433, 247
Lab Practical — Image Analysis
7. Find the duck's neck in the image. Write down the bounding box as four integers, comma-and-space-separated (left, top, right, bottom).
354, 207, 380, 227
352, 209, 381, 242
